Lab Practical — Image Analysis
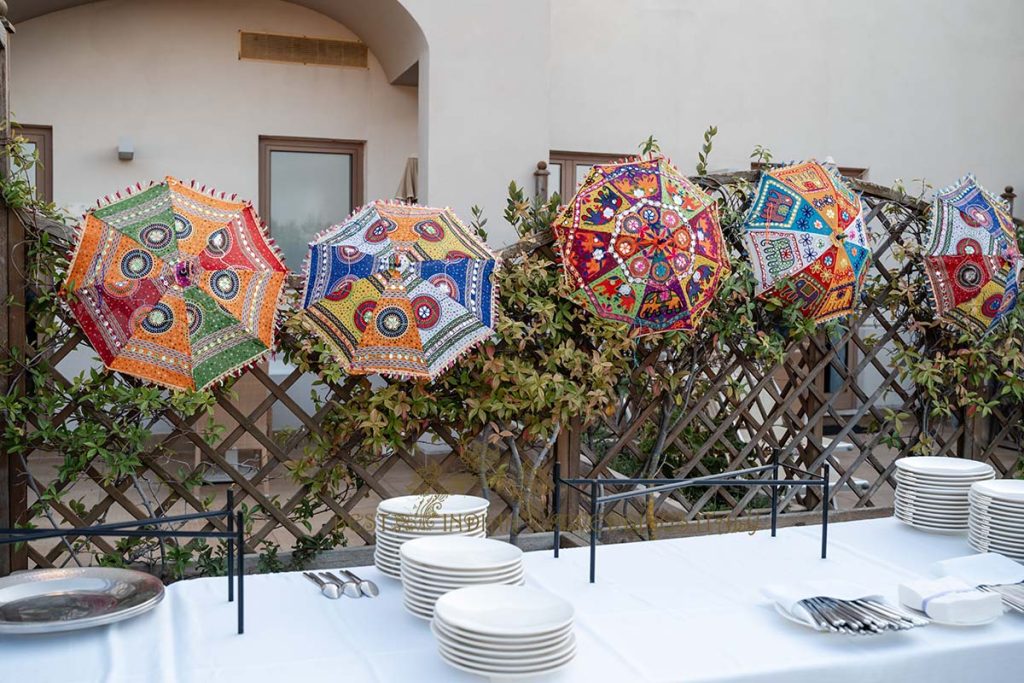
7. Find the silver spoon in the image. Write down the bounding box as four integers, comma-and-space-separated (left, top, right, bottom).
320, 571, 362, 599
340, 569, 380, 598
303, 572, 342, 599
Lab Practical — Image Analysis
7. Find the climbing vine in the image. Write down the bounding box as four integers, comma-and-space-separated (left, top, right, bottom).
1, 128, 1020, 577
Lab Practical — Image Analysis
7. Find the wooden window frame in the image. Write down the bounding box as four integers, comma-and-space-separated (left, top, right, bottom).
13, 124, 53, 203
549, 150, 627, 200
258, 134, 365, 226
751, 161, 869, 180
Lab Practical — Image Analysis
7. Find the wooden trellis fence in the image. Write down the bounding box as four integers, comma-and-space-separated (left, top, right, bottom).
1, 173, 1021, 575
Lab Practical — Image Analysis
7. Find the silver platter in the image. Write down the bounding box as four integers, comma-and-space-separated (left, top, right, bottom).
0, 567, 165, 634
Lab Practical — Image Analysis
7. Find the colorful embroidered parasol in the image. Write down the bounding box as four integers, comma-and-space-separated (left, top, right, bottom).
922, 174, 1022, 335
742, 161, 872, 322
298, 201, 499, 380
63, 177, 288, 391
551, 156, 731, 336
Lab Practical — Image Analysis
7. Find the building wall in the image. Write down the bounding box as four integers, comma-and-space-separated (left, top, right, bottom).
11, 0, 1024, 249
12, 0, 418, 222
401, 0, 551, 246
549, 0, 1024, 198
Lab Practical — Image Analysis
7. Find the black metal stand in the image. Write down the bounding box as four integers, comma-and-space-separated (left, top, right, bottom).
0, 490, 246, 634
553, 450, 830, 582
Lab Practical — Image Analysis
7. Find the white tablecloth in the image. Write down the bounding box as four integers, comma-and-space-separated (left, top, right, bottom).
3, 518, 1023, 682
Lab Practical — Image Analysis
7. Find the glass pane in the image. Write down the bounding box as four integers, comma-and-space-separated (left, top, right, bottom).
547, 161, 562, 201
12, 140, 38, 193
574, 163, 594, 192
269, 150, 352, 270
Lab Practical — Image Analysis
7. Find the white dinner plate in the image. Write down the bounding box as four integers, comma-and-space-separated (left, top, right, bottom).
968, 538, 1024, 559
403, 569, 524, 589
437, 636, 577, 671
896, 469, 994, 482
404, 579, 526, 605
968, 526, 1024, 543
894, 506, 968, 524
967, 529, 1024, 546
895, 499, 969, 514
401, 561, 524, 580
376, 534, 483, 555
436, 644, 576, 679
432, 621, 577, 663
377, 509, 487, 523
972, 480, 1024, 503
377, 530, 485, 547
376, 515, 488, 536
402, 600, 434, 620
969, 512, 1024, 527
901, 491, 970, 501
894, 514, 967, 534
403, 588, 440, 608
400, 536, 523, 571
969, 524, 1024, 538
401, 555, 523, 579
894, 509, 966, 525
894, 457, 994, 478
378, 494, 489, 517
404, 576, 526, 602
433, 615, 573, 649
433, 585, 574, 637
374, 552, 402, 578
969, 495, 1024, 512
896, 478, 991, 491
896, 484, 974, 498
400, 555, 521, 577
895, 498, 971, 512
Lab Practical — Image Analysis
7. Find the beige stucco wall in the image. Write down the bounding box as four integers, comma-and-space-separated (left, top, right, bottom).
12, 0, 418, 222
10, 0, 1024, 248
550, 0, 1024, 198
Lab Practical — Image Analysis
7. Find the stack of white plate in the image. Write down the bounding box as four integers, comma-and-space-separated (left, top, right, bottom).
432, 585, 576, 679
374, 495, 488, 579
969, 480, 1024, 560
400, 536, 524, 619
894, 457, 995, 532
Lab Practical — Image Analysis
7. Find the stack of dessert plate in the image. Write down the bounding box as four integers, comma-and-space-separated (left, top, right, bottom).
969, 480, 1024, 560
894, 457, 995, 532
400, 536, 524, 619
374, 494, 488, 579
432, 585, 576, 679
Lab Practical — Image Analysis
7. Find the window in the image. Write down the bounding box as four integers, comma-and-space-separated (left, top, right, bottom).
548, 150, 627, 201
12, 124, 53, 202
258, 136, 364, 269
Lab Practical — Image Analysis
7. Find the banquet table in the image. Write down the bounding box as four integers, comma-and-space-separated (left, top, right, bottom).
3, 517, 1023, 683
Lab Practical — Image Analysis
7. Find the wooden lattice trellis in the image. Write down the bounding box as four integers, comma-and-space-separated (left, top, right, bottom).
2, 173, 1021, 574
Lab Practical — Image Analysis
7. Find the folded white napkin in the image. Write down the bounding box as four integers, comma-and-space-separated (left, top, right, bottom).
898, 577, 1003, 626
762, 579, 882, 624
932, 553, 1024, 587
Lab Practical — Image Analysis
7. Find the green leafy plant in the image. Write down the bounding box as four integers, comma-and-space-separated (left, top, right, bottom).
695, 125, 718, 175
